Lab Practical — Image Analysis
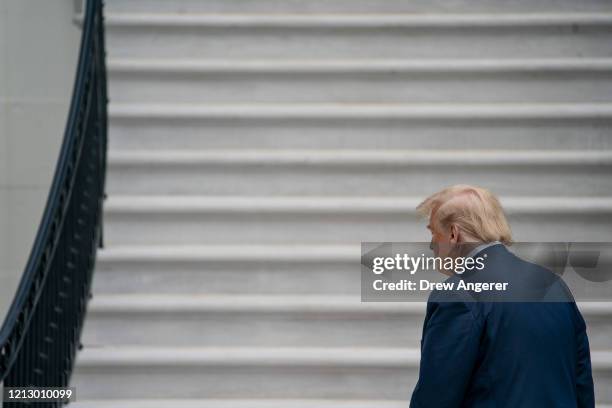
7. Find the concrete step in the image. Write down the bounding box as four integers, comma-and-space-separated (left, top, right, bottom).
62, 400, 612, 408
92, 243, 612, 297
81, 295, 425, 348
69, 399, 413, 408
81, 294, 612, 350
108, 116, 612, 151
71, 346, 612, 400
108, 58, 612, 104
103, 195, 612, 244
107, 102, 612, 151
72, 346, 420, 399
109, 103, 612, 121
103, 13, 612, 59
93, 244, 360, 295
103, 0, 612, 14
106, 149, 612, 196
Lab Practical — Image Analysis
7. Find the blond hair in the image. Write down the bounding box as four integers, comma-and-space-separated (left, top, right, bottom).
416, 184, 513, 245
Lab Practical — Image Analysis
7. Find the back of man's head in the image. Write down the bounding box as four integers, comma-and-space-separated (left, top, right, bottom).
417, 184, 513, 245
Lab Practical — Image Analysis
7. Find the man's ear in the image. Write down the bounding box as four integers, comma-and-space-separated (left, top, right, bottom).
449, 224, 459, 243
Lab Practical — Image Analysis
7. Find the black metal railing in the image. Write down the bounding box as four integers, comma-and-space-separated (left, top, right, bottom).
0, 0, 107, 405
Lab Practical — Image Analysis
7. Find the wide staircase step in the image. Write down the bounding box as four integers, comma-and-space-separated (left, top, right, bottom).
103, 13, 612, 59
81, 294, 612, 350
72, 345, 612, 399
103, 195, 612, 244
106, 149, 612, 196
104, 0, 612, 14
108, 58, 612, 104
70, 398, 416, 408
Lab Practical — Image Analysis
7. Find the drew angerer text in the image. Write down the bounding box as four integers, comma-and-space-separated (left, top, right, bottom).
373, 279, 509, 293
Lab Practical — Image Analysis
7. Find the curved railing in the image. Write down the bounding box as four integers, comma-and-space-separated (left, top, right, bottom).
0, 0, 107, 399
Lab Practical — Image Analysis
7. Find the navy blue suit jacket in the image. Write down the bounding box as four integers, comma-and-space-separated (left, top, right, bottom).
410, 243, 595, 408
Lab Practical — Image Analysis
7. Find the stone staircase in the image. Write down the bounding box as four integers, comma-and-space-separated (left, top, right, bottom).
72, 0, 612, 406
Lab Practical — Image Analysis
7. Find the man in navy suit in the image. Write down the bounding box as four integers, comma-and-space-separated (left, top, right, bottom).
410, 185, 595, 408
